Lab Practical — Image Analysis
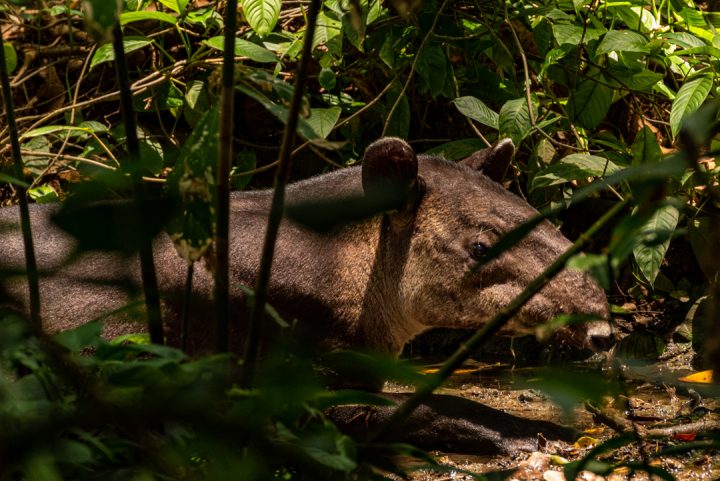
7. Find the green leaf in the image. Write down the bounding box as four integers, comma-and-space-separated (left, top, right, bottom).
314, 10, 342, 52
631, 126, 662, 165
319, 68, 336, 90
425, 139, 489, 161
78, 120, 109, 133
120, 10, 178, 25
552, 24, 603, 46
569, 77, 613, 131
53, 321, 103, 350
90, 37, 153, 69
608, 5, 658, 32
608, 66, 664, 91
661, 32, 706, 49
304, 107, 342, 140
532, 154, 620, 190
669, 46, 720, 58
596, 30, 649, 55
567, 253, 611, 290
20, 124, 101, 139
670, 74, 713, 138
452, 96, 499, 130
240, 0, 281, 37
0, 172, 29, 187
166, 106, 220, 263
633, 204, 679, 286
183, 80, 210, 127
3, 43, 17, 73
526, 367, 619, 415
498, 97, 535, 146
415, 43, 447, 98
231, 150, 256, 190
156, 0, 188, 14
28, 185, 59, 204
204, 36, 277, 63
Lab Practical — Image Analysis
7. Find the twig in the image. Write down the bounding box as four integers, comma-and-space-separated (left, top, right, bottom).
0, 64, 183, 154
0, 30, 42, 334
241, 0, 322, 388
214, 0, 240, 354
112, 22, 164, 346
382, 0, 449, 137
371, 198, 630, 442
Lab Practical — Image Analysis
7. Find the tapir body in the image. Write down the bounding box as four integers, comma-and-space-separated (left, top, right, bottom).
0, 138, 610, 355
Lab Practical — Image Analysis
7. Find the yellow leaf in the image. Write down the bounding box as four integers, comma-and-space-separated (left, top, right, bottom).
678, 370, 713, 384
573, 436, 599, 448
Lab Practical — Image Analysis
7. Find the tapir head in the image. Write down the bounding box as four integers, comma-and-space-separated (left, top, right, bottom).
361, 138, 612, 351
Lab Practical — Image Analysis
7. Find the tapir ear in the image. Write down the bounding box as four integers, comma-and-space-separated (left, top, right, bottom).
362, 137, 419, 207
460, 138, 514, 182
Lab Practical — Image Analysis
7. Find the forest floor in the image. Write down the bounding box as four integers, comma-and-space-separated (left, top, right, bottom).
385, 341, 720, 481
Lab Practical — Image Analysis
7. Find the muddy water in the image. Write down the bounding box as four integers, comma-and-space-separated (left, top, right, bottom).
384, 347, 720, 481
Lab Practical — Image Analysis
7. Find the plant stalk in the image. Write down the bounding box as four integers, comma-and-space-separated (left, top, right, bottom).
111, 23, 164, 345
214, 0, 239, 354
241, 0, 322, 388
371, 198, 630, 441
0, 34, 41, 334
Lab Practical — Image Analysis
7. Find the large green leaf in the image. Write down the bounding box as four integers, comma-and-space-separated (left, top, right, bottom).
498, 97, 535, 146
596, 30, 649, 55
569, 77, 613, 130
204, 36, 277, 63
452, 96, 499, 130
608, 4, 658, 33
631, 126, 662, 165
234, 77, 332, 141
552, 24, 603, 46
90, 37, 153, 69
661, 32, 706, 49
157, 0, 189, 14
120, 10, 178, 26
670, 74, 713, 138
532, 154, 620, 190
633, 204, 679, 286
608, 65, 664, 91
240, 0, 281, 37
304, 107, 342, 140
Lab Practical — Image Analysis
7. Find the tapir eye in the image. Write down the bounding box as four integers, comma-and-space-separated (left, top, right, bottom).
470, 241, 488, 261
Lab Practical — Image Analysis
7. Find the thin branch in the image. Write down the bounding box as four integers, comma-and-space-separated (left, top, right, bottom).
112, 22, 164, 346
371, 198, 630, 442
382, 0, 449, 137
0, 32, 41, 334
241, 0, 322, 388
213, 0, 240, 354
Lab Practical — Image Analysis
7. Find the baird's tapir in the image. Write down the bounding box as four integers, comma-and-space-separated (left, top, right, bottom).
0, 137, 612, 355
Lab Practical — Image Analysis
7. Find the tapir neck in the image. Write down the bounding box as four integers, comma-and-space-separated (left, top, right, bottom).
228, 187, 424, 355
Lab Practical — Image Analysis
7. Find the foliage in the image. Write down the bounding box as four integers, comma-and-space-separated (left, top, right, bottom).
0, 311, 435, 480
2, 0, 720, 479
